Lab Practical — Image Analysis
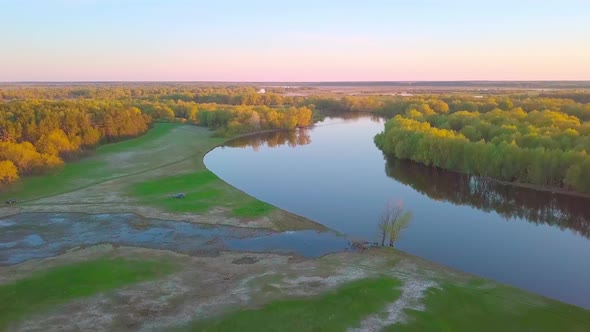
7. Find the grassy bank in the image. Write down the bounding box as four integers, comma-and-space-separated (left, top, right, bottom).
387, 281, 590, 332
184, 276, 590, 332
129, 170, 275, 217
185, 278, 403, 331
0, 258, 175, 330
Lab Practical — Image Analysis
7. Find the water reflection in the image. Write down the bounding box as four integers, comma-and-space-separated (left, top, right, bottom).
326, 112, 383, 123
0, 213, 350, 266
227, 129, 311, 150
384, 157, 590, 239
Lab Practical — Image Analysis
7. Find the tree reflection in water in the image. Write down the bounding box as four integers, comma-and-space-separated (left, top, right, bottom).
225, 129, 312, 151
384, 156, 590, 239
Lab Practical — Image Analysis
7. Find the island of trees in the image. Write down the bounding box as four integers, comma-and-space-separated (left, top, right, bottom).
374, 97, 590, 194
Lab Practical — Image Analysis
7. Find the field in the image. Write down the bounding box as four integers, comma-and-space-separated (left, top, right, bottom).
188, 276, 589, 332
0, 257, 175, 330
1, 245, 588, 331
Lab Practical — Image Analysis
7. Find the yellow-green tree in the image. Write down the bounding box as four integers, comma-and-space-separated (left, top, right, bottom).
0, 160, 19, 184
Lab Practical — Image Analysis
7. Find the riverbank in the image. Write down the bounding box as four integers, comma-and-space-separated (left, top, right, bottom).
1, 244, 588, 331
383, 155, 590, 199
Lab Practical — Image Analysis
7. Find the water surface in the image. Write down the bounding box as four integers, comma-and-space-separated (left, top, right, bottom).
0, 213, 349, 265
205, 115, 590, 309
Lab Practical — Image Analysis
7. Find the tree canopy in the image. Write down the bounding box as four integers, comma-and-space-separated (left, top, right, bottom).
375, 96, 590, 194
0, 86, 314, 185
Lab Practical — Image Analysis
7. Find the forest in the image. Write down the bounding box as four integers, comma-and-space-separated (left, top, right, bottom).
0, 100, 151, 184
374, 95, 590, 193
2, 85, 590, 193
0, 86, 313, 184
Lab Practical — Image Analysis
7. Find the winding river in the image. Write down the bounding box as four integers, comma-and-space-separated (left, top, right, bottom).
205, 114, 590, 309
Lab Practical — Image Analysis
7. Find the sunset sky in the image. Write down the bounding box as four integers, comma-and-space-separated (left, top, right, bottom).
2, 0, 589, 81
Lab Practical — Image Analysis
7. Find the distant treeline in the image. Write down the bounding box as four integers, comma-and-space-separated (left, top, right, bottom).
2, 85, 590, 190
539, 92, 590, 104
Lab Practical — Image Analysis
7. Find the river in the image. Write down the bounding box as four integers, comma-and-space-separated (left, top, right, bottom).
204, 114, 590, 309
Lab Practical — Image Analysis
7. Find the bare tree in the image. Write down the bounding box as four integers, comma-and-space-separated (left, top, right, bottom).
377, 200, 413, 247
388, 209, 412, 247
378, 200, 395, 246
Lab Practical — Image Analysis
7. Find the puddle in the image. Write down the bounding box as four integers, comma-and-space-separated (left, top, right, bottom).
0, 213, 350, 266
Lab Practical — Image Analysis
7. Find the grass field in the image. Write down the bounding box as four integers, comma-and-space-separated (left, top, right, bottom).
386, 281, 590, 332
130, 170, 223, 213
1, 123, 278, 219
129, 169, 276, 217
0, 159, 110, 202
94, 122, 177, 155
0, 258, 175, 330
184, 277, 590, 332
185, 278, 403, 331
0, 123, 181, 202
231, 200, 275, 217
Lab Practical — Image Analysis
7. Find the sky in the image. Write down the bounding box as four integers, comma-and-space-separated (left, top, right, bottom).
1, 0, 589, 82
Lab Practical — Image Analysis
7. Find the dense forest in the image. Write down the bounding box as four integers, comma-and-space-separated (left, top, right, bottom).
374, 95, 590, 193
0, 86, 314, 184
0, 100, 151, 184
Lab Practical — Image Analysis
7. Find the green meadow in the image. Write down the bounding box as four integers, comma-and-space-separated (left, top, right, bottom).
185, 277, 590, 332
0, 258, 175, 330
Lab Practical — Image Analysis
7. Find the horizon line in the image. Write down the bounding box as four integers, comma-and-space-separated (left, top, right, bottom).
2, 80, 590, 84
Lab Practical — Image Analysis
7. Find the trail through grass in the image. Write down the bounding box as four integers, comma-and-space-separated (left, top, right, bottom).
0, 123, 183, 202
0, 160, 109, 201
0, 258, 175, 330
